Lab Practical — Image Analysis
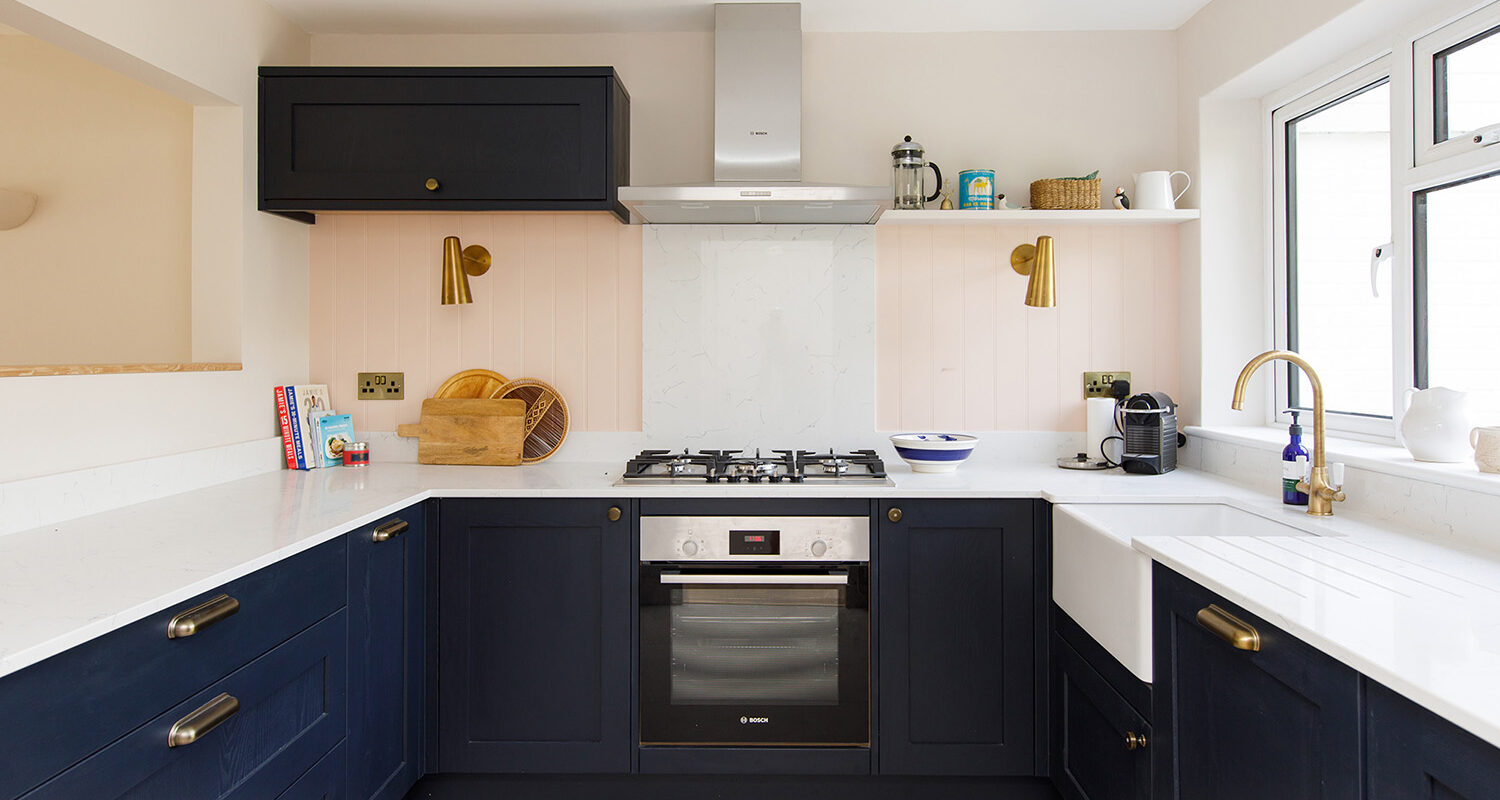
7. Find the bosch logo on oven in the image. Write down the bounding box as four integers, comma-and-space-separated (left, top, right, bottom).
740, 715, 770, 724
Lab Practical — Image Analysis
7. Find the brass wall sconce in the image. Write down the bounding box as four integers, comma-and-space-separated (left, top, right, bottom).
440, 236, 492, 305
1010, 235, 1056, 308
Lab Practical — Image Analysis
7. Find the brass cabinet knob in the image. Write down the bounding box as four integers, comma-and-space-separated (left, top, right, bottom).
608, 506, 622, 522
1124, 731, 1148, 750
888, 507, 903, 523
425, 177, 440, 191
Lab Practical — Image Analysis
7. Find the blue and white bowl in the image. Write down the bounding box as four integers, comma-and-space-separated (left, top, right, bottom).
889, 433, 978, 473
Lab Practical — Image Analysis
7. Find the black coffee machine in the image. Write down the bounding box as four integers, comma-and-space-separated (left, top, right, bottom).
1121, 392, 1179, 474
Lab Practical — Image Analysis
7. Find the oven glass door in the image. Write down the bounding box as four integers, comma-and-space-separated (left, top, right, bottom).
639, 563, 869, 746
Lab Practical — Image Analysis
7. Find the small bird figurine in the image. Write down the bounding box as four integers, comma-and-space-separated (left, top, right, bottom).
1112, 187, 1131, 210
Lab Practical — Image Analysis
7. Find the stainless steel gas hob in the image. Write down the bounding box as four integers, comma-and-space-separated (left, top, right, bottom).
616, 448, 894, 486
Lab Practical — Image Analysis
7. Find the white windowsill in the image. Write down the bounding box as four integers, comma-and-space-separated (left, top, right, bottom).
1186, 425, 1500, 498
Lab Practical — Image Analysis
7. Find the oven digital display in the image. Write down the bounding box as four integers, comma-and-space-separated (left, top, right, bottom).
729, 530, 780, 555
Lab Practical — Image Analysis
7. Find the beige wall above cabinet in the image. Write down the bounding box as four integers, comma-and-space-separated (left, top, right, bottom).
0, 31, 193, 366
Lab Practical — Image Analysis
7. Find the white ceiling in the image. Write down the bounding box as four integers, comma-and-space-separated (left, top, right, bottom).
264, 0, 1216, 35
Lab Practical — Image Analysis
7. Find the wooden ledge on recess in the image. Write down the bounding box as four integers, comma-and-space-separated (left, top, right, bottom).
0, 362, 243, 378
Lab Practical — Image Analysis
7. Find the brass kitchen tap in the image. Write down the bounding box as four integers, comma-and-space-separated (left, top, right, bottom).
1231, 350, 1346, 517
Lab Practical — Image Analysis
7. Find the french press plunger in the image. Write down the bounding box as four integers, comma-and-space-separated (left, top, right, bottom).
891, 135, 943, 210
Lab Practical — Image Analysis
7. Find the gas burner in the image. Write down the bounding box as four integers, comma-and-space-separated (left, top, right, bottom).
618, 446, 892, 486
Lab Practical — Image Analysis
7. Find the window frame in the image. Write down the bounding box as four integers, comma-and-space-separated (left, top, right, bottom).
1271, 56, 1400, 438
1267, 1, 1500, 440
1414, 1, 1500, 166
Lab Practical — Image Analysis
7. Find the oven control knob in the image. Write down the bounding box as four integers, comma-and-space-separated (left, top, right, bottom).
681, 540, 699, 557
810, 539, 828, 558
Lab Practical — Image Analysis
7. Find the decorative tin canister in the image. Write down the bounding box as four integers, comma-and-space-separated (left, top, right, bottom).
958, 169, 995, 209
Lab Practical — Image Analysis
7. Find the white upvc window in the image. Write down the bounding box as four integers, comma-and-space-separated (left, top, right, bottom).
1270, 1, 1500, 437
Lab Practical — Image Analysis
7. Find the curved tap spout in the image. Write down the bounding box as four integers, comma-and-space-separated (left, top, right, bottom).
1231, 350, 1344, 516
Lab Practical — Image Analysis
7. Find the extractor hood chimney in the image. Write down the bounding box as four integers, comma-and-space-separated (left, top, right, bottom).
618, 3, 888, 224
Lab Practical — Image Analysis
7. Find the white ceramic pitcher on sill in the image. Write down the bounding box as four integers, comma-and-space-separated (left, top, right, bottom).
1133, 170, 1191, 210
1397, 386, 1472, 463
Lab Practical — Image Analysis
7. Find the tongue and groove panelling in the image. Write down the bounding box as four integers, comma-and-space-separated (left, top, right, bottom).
874, 223, 1180, 432
308, 212, 643, 432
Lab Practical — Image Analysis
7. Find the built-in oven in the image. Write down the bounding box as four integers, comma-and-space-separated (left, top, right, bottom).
638, 515, 870, 748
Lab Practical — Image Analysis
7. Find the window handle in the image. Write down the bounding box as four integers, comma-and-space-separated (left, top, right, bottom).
1370, 241, 1393, 297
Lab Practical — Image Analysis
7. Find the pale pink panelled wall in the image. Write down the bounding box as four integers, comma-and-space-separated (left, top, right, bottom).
308, 212, 643, 432
874, 224, 1180, 432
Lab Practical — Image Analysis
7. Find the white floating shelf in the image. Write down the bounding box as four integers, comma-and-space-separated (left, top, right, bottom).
876, 208, 1201, 226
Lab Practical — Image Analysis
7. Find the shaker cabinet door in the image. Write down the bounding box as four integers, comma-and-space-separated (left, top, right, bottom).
876, 499, 1043, 776
436, 498, 633, 774
1152, 564, 1361, 800
1367, 680, 1500, 799
347, 505, 426, 800
1052, 634, 1151, 800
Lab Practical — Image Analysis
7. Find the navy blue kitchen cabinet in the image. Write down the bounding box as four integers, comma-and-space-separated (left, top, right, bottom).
1367, 680, 1500, 798
346, 505, 426, 800
20, 610, 348, 800
279, 742, 345, 800
259, 67, 631, 223
436, 498, 633, 773
1152, 563, 1360, 800
876, 499, 1045, 776
1051, 607, 1151, 800
0, 537, 346, 800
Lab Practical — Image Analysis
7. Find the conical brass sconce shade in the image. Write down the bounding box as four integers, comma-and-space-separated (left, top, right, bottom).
1010, 235, 1057, 308
440, 236, 492, 305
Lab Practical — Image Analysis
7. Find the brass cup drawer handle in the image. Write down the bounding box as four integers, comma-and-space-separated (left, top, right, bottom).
1196, 604, 1261, 651
167, 594, 240, 639
167, 693, 239, 748
1124, 731, 1148, 750
372, 518, 409, 543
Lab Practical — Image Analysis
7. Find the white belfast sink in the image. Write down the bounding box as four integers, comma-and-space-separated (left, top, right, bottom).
1052, 502, 1317, 683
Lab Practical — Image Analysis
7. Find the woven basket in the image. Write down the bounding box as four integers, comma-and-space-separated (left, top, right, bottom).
1030, 178, 1102, 210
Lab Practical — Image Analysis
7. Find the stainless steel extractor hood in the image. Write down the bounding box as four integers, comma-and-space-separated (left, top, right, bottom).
618, 3, 888, 224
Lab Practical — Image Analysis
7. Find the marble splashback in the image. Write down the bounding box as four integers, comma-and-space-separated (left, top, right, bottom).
643, 225, 876, 451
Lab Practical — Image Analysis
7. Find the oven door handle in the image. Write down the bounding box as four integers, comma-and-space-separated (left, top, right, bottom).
659, 573, 849, 586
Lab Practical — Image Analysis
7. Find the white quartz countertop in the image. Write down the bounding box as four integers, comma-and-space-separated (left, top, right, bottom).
3, 456, 1499, 752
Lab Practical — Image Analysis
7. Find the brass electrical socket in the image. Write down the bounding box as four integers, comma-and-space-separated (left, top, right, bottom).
1083, 371, 1131, 400
357, 372, 404, 400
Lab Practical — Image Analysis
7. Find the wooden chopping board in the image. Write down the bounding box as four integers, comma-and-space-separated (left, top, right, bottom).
395, 398, 525, 465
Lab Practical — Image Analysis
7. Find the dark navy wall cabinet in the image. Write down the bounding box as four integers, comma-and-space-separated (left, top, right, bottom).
347, 506, 426, 800
1367, 680, 1500, 798
1152, 564, 1361, 800
876, 499, 1043, 776
259, 67, 631, 223
437, 498, 633, 773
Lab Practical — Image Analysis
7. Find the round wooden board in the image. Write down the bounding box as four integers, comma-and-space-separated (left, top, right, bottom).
433, 369, 510, 400
496, 378, 569, 463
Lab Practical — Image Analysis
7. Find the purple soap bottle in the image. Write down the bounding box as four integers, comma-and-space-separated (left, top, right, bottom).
1282, 411, 1310, 505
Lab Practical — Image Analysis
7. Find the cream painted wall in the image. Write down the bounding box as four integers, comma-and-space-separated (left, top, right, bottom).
0, 33, 192, 365
311, 30, 1179, 203
0, 0, 309, 482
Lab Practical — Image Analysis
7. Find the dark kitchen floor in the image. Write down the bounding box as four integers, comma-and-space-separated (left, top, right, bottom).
403, 773, 1061, 800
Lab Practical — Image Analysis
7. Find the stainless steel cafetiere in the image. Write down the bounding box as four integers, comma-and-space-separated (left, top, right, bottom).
891, 135, 943, 210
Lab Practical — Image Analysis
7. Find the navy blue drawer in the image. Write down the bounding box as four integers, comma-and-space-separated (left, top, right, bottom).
0, 537, 346, 799
279, 740, 346, 800
20, 609, 347, 800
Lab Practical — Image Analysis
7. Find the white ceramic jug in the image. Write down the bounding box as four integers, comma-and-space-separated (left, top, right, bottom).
1132, 170, 1191, 210
1398, 386, 1473, 462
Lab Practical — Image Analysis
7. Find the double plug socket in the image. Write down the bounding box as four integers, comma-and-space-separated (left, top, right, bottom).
1083, 371, 1131, 400
357, 372, 404, 400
